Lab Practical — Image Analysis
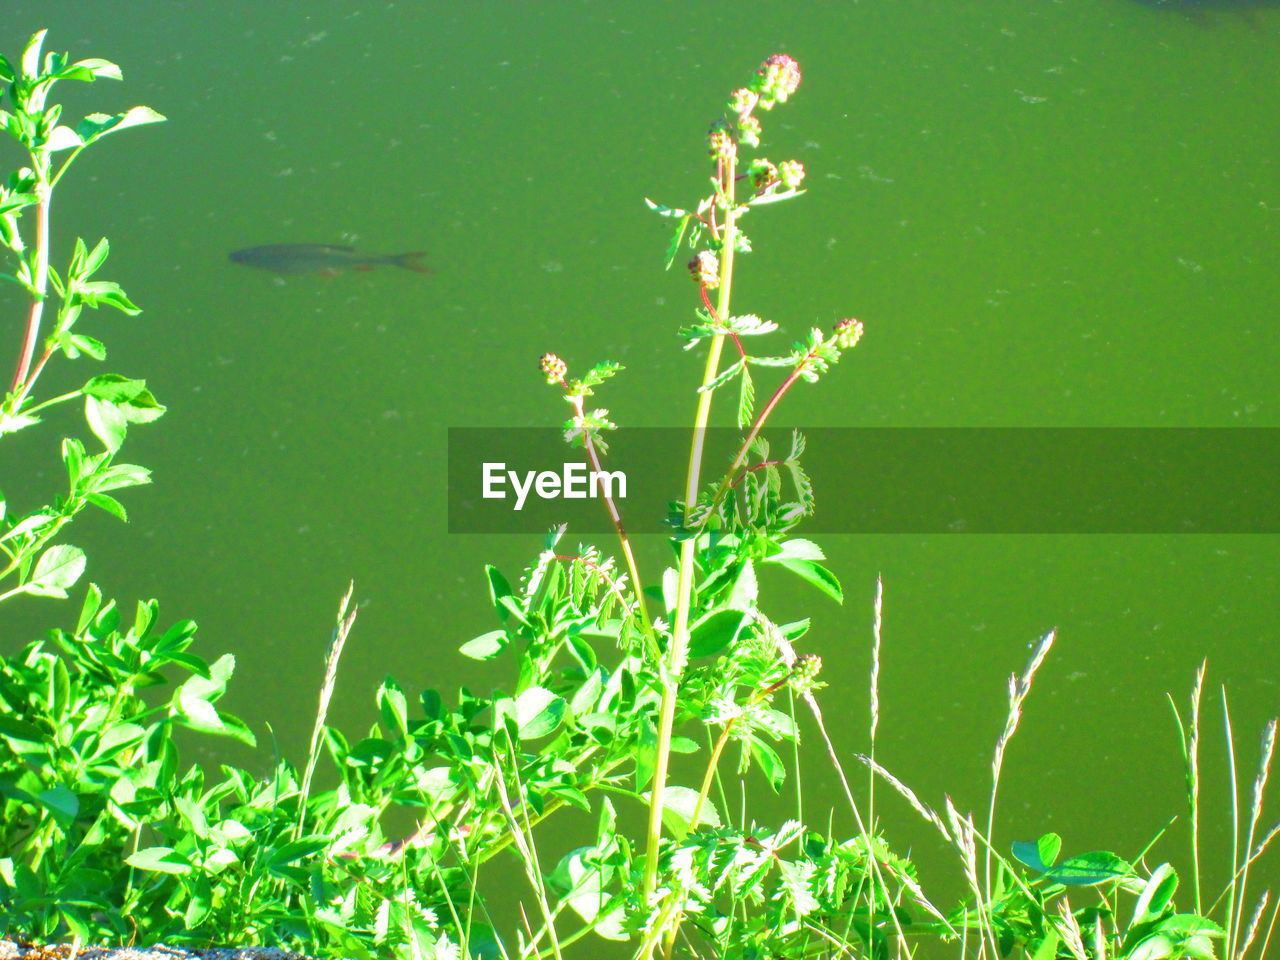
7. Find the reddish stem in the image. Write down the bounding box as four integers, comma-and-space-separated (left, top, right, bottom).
699, 285, 744, 357
10, 195, 50, 396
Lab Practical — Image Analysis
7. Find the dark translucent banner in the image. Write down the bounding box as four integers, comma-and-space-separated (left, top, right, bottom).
447, 428, 1279, 534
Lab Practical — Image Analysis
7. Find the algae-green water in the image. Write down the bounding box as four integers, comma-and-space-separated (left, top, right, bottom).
3, 0, 1278, 904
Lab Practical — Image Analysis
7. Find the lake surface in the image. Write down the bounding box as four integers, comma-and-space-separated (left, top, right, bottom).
3, 0, 1278, 907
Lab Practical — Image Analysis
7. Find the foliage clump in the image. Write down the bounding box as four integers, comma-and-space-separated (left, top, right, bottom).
1, 33, 1275, 960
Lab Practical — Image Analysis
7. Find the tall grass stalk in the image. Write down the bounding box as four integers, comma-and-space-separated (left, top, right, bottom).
295, 581, 357, 841
983, 629, 1055, 914
494, 735, 564, 960
642, 149, 741, 914
1235, 718, 1276, 959
869, 576, 883, 828
1192, 659, 1206, 913
1223, 688, 1242, 959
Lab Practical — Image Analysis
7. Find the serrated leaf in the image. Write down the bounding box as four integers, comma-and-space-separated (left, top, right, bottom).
26, 544, 87, 598
737, 364, 755, 428
774, 559, 842, 603
1044, 850, 1131, 886
86, 492, 127, 521
697, 357, 745, 394
0, 193, 36, 216
771, 538, 825, 562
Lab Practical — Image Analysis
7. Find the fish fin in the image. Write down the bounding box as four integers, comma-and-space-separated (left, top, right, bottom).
393, 251, 432, 274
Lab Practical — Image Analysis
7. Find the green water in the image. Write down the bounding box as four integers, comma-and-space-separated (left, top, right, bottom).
3, 0, 1278, 908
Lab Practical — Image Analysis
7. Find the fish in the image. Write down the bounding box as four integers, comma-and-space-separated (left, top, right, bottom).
228, 244, 431, 276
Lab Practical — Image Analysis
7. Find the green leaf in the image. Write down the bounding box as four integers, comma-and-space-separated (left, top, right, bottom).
77, 279, 140, 314
1155, 914, 1224, 937
697, 357, 745, 394
46, 126, 83, 152
378, 677, 409, 736
83, 377, 165, 451
36, 784, 79, 824
68, 333, 106, 360
75, 105, 166, 146
688, 608, 748, 658
1044, 850, 1131, 886
1012, 834, 1062, 873
1132, 863, 1179, 927
747, 187, 806, 207
459, 629, 509, 660
127, 846, 192, 876
81, 237, 109, 278
658, 785, 720, 839
82, 374, 148, 402
90, 722, 145, 762
774, 558, 843, 603
21, 31, 47, 81
87, 462, 152, 493
0, 193, 36, 216
771, 538, 826, 562
70, 58, 122, 81
0, 54, 14, 83
748, 736, 787, 791
85, 395, 126, 451
171, 654, 254, 745
643, 197, 690, 218
268, 837, 330, 871
1, 511, 56, 542
513, 686, 566, 740
0, 715, 46, 744
26, 544, 87, 598
177, 652, 235, 703
737, 364, 755, 429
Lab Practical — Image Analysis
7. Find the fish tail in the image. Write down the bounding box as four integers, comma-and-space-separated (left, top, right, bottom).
392, 251, 432, 274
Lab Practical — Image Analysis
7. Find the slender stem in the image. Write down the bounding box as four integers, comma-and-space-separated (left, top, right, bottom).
641, 149, 738, 919
10, 187, 50, 395
697, 349, 813, 528
568, 393, 652, 636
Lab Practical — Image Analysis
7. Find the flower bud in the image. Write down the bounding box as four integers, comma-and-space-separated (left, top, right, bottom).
540, 353, 567, 384
752, 54, 802, 109
708, 125, 735, 161
748, 158, 778, 191
833, 319, 864, 349
790, 653, 823, 690
736, 115, 762, 148
778, 159, 805, 189
728, 87, 758, 117
689, 250, 720, 288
